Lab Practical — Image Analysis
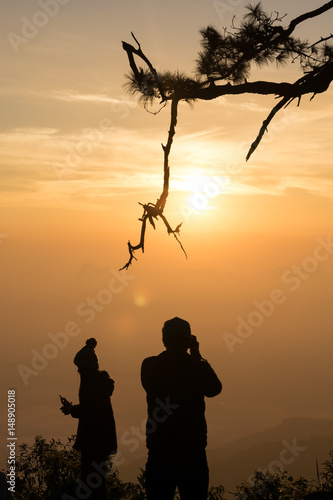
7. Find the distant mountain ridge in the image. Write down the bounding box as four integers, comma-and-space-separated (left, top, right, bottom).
214, 416, 333, 456
118, 417, 333, 497
208, 417, 333, 497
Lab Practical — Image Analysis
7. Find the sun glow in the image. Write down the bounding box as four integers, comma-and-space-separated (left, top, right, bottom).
132, 286, 153, 307
171, 168, 229, 211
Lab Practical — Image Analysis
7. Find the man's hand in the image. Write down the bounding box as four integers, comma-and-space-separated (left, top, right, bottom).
190, 335, 202, 360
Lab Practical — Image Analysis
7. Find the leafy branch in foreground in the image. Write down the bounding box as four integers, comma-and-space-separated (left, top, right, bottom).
120, 2, 333, 269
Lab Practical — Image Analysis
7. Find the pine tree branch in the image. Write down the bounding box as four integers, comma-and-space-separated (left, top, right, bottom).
120, 2, 333, 268
195, 2, 333, 89
246, 61, 333, 159
168, 61, 333, 101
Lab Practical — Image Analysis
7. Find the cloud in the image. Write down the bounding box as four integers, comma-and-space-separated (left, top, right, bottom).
215, 95, 272, 114
1, 94, 333, 209
52, 90, 137, 108
0, 125, 166, 205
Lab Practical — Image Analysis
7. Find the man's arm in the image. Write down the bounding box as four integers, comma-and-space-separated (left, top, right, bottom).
200, 360, 222, 397
141, 357, 155, 393
190, 337, 222, 397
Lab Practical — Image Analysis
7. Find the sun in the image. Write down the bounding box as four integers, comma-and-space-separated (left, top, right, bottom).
171, 168, 228, 211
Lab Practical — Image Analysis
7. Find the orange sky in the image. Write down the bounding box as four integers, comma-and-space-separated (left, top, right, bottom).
1, 0, 333, 483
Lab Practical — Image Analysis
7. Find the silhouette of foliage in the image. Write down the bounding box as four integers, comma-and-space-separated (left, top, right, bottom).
10, 441, 333, 499
235, 470, 312, 499
320, 451, 333, 489
120, 2, 333, 269
207, 483, 225, 499
12, 435, 145, 500
14, 435, 80, 499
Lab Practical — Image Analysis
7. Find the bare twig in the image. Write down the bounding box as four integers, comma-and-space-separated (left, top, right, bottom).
246, 96, 289, 161
144, 101, 167, 115
309, 34, 333, 49
122, 33, 166, 101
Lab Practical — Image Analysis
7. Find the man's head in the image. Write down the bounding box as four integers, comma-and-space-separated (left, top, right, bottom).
162, 317, 191, 351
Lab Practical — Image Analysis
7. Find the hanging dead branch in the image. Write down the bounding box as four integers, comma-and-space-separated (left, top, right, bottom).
119, 82, 186, 270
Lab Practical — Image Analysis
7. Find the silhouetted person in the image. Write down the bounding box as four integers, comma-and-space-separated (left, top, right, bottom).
61, 340, 117, 500
0, 471, 14, 499
141, 317, 222, 500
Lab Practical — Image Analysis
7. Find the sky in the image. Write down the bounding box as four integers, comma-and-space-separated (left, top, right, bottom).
1, 0, 333, 486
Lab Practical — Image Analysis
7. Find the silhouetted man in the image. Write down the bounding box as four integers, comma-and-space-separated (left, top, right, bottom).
61, 339, 117, 499
141, 317, 222, 500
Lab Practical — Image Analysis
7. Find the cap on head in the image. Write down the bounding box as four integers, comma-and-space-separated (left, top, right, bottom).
74, 338, 99, 370
162, 317, 191, 350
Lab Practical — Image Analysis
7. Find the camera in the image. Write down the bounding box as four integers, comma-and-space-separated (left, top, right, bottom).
59, 394, 72, 415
